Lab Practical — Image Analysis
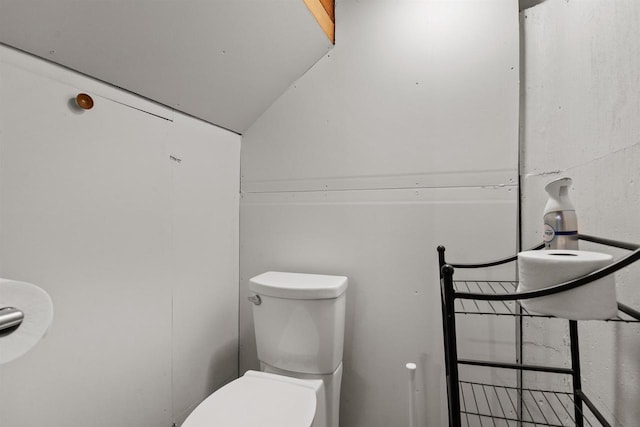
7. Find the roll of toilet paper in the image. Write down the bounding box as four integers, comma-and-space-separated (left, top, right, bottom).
0, 278, 53, 364
517, 250, 617, 320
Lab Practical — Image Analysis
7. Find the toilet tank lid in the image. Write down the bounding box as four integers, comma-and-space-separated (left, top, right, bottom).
250, 271, 348, 299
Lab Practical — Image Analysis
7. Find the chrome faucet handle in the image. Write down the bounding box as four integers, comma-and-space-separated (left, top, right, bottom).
0, 307, 24, 335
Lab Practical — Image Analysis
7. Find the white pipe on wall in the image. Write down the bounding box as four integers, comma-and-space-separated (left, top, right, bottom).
406, 362, 417, 427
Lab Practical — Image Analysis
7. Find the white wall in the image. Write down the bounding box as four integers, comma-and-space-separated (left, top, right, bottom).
240, 0, 520, 425
0, 45, 240, 427
0, 0, 333, 132
521, 1, 640, 425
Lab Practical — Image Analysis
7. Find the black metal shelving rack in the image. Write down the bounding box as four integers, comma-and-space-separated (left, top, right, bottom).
438, 234, 640, 427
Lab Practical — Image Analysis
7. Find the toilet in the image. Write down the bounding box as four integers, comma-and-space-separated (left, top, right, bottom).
182, 271, 348, 427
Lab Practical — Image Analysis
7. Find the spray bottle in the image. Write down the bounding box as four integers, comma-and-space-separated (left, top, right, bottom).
543, 177, 579, 249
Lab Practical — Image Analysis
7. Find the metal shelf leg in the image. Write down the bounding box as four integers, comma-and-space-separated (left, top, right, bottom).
569, 320, 584, 427
441, 262, 462, 427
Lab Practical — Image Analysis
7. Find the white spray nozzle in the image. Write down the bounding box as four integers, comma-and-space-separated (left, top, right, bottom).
544, 177, 575, 213
545, 177, 572, 195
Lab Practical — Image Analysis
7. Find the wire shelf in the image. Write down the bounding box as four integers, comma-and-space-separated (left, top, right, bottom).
440, 237, 640, 426
459, 381, 598, 427
453, 280, 640, 323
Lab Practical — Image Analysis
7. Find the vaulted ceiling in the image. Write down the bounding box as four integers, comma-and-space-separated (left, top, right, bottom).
0, 1, 333, 133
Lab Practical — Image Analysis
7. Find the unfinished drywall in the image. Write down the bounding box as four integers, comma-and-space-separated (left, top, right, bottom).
520, 1, 640, 424
0, 46, 240, 427
240, 0, 520, 425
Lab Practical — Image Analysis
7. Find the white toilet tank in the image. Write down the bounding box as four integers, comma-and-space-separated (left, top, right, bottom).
249, 272, 348, 374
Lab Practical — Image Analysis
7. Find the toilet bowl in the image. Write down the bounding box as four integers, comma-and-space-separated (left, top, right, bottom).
182, 370, 325, 427
182, 271, 348, 427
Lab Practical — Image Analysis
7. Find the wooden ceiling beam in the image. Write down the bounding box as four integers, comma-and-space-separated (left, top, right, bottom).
304, 0, 335, 44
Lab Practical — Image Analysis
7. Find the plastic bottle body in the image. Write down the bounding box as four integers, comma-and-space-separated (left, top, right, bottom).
543, 210, 579, 249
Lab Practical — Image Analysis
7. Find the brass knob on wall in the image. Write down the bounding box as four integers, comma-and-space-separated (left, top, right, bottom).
75, 93, 94, 110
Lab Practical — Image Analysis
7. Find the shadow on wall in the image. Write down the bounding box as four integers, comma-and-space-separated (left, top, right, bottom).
207, 339, 239, 392
614, 325, 640, 424
418, 352, 444, 427
520, 0, 548, 11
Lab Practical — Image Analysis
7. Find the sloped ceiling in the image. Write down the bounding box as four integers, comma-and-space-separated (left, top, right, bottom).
0, 1, 333, 133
